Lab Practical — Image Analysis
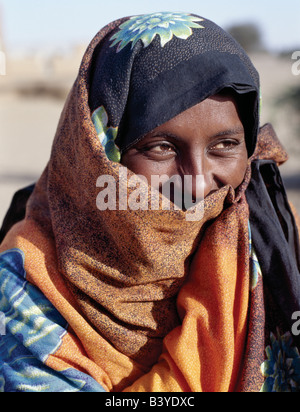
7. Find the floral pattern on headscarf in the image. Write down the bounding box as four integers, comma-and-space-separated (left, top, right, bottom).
250, 242, 262, 290
91, 106, 120, 162
109, 12, 204, 52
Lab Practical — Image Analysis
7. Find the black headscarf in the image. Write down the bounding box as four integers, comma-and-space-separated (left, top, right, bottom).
88, 12, 260, 158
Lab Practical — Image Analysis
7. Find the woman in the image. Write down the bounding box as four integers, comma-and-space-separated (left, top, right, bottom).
0, 12, 300, 392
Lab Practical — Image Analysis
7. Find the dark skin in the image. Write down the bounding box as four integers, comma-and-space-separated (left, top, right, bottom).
121, 94, 248, 207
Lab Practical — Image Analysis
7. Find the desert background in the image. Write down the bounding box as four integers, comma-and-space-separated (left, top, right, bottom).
0, 5, 299, 224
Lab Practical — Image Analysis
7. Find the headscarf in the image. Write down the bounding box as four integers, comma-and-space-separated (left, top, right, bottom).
89, 12, 259, 160
0, 12, 299, 392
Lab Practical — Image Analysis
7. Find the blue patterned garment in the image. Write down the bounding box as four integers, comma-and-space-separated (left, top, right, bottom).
0, 249, 105, 392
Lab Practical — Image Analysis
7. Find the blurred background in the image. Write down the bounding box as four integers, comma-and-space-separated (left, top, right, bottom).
0, 0, 299, 223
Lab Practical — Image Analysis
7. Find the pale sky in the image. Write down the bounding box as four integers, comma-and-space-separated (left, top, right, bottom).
0, 0, 299, 54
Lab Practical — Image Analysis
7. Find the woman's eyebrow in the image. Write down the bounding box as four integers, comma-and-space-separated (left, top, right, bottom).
146, 126, 245, 142
212, 126, 245, 138
143, 131, 182, 142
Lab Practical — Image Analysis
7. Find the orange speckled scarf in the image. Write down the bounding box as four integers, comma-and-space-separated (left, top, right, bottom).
1, 13, 300, 393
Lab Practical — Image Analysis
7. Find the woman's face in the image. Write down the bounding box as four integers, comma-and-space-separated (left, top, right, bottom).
121, 94, 248, 204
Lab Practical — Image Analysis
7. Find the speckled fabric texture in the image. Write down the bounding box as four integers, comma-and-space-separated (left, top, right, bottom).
21, 13, 262, 368
1, 13, 300, 392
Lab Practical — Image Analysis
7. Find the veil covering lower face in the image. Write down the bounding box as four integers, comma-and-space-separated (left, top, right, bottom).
0, 12, 299, 393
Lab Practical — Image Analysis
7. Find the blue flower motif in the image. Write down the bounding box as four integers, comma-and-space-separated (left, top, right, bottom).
92, 105, 120, 162
110, 12, 204, 52
261, 329, 300, 392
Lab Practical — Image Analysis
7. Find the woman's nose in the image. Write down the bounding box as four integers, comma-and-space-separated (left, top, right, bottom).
181, 153, 214, 200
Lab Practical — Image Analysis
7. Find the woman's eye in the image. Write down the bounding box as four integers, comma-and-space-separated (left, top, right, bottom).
150, 144, 175, 153
142, 143, 176, 157
209, 140, 239, 151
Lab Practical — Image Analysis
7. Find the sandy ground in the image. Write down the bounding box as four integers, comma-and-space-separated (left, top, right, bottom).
0, 53, 299, 227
